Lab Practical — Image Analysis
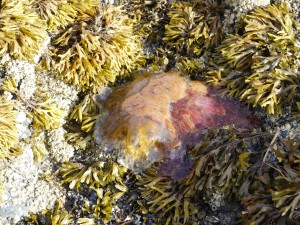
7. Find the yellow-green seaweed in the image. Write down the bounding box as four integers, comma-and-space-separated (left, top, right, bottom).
59, 161, 128, 223
0, 0, 47, 60
32, 0, 100, 30
2, 76, 67, 131
0, 95, 19, 159
125, 0, 224, 75
207, 3, 300, 115
42, 5, 145, 92
164, 0, 223, 56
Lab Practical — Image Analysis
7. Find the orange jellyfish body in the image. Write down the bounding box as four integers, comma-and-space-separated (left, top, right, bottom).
96, 71, 256, 179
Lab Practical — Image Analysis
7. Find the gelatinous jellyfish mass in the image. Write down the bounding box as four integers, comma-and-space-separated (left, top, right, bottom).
96, 71, 256, 179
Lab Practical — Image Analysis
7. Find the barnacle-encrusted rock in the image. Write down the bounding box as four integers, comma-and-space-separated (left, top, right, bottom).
42, 5, 145, 92
95, 71, 256, 179
0, 0, 47, 61
207, 3, 300, 115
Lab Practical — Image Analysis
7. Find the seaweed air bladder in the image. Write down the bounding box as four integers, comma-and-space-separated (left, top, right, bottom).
95, 71, 258, 180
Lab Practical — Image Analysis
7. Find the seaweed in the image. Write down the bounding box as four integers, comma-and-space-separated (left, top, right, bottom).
69, 94, 98, 133
59, 160, 128, 223
25, 200, 73, 225
134, 126, 300, 224
27, 131, 48, 162
63, 93, 99, 150
164, 0, 223, 56
133, 127, 267, 224
32, 0, 99, 31
2, 76, 66, 130
0, 0, 47, 61
0, 95, 19, 159
124, 0, 169, 45
41, 5, 145, 92
151, 0, 224, 75
241, 138, 300, 224
136, 166, 201, 225
207, 3, 300, 115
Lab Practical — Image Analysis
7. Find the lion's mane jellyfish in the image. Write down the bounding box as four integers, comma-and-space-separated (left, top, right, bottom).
95, 71, 257, 180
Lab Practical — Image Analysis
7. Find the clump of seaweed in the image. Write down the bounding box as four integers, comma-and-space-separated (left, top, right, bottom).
59, 161, 127, 190
207, 3, 300, 115
2, 76, 66, 130
59, 160, 128, 223
164, 0, 223, 56
25, 200, 73, 225
182, 127, 263, 197
0, 0, 47, 61
123, 0, 223, 75
69, 94, 98, 133
164, 0, 224, 75
134, 127, 266, 224
134, 124, 300, 224
42, 5, 145, 92
0, 95, 19, 159
27, 131, 48, 162
136, 166, 201, 225
32, 0, 99, 31
241, 138, 300, 224
64, 93, 98, 150
25, 161, 129, 224
124, 0, 169, 45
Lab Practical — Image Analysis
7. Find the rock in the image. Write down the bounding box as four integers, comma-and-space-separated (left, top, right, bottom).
95, 71, 257, 179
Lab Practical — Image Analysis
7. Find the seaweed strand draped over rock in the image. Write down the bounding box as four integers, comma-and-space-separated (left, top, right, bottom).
95, 71, 257, 179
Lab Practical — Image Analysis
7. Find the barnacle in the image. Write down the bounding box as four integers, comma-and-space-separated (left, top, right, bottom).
2, 76, 66, 130
207, 3, 300, 115
43, 5, 145, 92
32, 0, 99, 30
0, 95, 19, 159
0, 0, 47, 60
